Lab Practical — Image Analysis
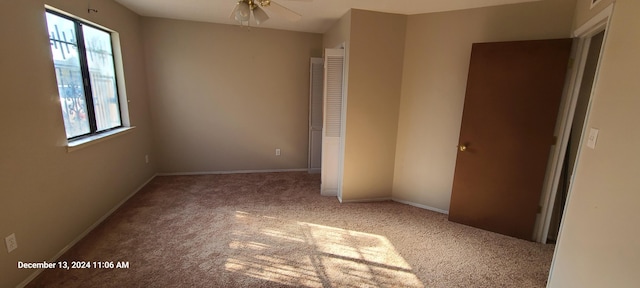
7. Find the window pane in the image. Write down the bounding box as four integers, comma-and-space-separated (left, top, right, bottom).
82, 25, 122, 131
45, 12, 90, 138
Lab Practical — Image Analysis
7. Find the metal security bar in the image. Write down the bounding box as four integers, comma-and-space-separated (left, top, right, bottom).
46, 10, 122, 140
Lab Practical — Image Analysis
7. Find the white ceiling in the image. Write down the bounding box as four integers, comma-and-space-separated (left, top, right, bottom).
114, 0, 538, 34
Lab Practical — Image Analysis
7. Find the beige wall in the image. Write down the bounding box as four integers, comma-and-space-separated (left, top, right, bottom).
339, 10, 407, 201
548, 0, 640, 286
392, 0, 577, 212
323, 11, 351, 50
0, 0, 155, 287
573, 0, 615, 27
143, 18, 322, 173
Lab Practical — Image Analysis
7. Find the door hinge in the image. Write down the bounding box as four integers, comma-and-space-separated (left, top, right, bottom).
537, 205, 543, 214
552, 136, 558, 145
568, 58, 575, 69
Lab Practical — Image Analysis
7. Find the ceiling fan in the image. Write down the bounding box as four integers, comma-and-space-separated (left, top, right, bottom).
230, 0, 307, 25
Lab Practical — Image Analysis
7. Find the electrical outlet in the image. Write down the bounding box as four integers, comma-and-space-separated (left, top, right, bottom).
275, 149, 281, 156
145, 154, 149, 164
5, 233, 17, 253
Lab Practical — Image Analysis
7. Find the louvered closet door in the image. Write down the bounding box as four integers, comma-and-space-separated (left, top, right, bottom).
308, 58, 323, 174
321, 49, 345, 197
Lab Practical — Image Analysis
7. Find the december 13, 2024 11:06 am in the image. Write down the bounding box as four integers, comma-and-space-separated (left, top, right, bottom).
18, 260, 129, 270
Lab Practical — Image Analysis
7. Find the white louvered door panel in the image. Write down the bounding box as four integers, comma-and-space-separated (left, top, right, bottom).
308, 58, 323, 173
321, 49, 345, 197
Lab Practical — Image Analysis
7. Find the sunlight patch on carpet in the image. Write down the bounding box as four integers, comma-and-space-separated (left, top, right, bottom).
225, 211, 424, 287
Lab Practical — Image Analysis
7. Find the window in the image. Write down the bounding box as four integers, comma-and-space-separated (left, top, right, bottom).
45, 10, 123, 140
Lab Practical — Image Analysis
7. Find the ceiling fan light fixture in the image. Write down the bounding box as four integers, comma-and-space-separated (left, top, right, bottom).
234, 1, 251, 22
258, 0, 271, 7
252, 6, 269, 25
229, 0, 301, 27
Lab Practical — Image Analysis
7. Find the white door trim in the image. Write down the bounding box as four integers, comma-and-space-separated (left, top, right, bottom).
535, 3, 615, 244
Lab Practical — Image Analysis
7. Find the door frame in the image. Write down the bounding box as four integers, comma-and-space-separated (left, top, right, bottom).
534, 3, 615, 243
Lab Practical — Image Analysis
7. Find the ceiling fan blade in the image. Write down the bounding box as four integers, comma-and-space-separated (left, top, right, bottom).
229, 3, 239, 20
265, 1, 301, 22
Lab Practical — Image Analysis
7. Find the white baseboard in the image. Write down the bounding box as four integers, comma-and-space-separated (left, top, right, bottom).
17, 174, 158, 288
321, 188, 338, 197
337, 197, 449, 215
157, 168, 308, 176
341, 197, 392, 203
392, 198, 449, 215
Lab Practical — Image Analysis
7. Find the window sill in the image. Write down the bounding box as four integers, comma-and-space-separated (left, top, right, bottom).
67, 127, 136, 152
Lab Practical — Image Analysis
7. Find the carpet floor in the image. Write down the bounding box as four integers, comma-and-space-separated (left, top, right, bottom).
27, 172, 554, 287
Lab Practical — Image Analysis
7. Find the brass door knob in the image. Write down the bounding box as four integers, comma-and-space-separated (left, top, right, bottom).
458, 144, 467, 152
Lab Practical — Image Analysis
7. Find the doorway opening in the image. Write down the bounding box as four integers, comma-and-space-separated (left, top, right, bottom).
547, 30, 605, 243
535, 3, 614, 244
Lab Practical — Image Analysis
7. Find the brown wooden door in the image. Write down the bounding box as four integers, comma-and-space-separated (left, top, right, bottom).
449, 39, 572, 240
